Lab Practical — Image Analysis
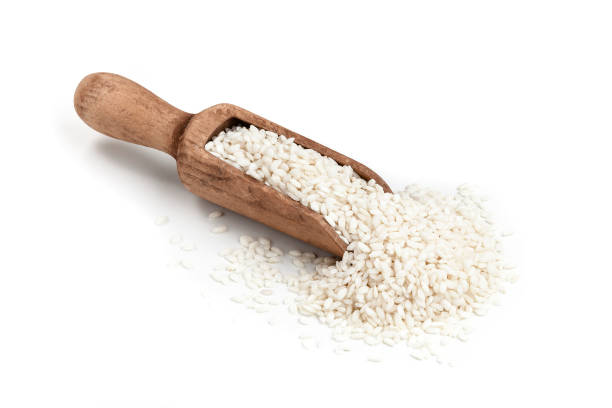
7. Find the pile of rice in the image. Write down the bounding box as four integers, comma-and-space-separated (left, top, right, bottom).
205, 125, 516, 353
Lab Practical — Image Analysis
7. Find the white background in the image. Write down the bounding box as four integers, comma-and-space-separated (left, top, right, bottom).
1, 1, 611, 407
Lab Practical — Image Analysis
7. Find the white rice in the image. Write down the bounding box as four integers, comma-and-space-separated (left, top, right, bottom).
211, 225, 228, 233
204, 124, 516, 355
208, 210, 224, 219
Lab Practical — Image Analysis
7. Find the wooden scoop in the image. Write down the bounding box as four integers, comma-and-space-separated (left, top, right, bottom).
74, 73, 391, 256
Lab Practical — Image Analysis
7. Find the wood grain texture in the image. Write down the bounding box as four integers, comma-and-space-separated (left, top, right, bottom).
74, 73, 392, 256
74, 73, 192, 157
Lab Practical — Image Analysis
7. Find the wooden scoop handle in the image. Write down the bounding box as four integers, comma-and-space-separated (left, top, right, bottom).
74, 73, 193, 158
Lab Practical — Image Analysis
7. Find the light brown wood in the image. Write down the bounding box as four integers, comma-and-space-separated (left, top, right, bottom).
74, 73, 392, 256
